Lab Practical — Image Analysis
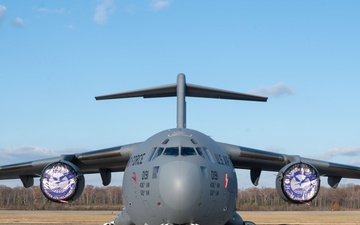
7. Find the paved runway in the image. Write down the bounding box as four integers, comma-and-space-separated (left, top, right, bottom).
0, 211, 359, 225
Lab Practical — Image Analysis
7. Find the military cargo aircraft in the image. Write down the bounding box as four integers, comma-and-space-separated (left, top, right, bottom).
1, 73, 360, 225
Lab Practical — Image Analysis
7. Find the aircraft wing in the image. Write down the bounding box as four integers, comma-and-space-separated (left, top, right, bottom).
219, 142, 360, 187
0, 142, 140, 187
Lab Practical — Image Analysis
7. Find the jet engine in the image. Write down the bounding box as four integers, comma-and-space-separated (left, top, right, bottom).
276, 162, 320, 204
40, 161, 85, 203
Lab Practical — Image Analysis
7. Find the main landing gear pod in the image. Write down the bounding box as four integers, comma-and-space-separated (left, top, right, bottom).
40, 161, 85, 203
276, 162, 320, 204
244, 222, 256, 225
225, 212, 256, 225
113, 209, 135, 225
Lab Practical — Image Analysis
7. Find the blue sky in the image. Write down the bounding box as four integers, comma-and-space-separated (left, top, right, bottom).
1, 0, 360, 188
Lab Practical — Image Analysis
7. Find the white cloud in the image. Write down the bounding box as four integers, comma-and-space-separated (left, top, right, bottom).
346, 159, 360, 166
0, 146, 89, 165
0, 5, 6, 17
151, 0, 170, 10
94, 0, 116, 25
0, 146, 58, 164
0, 6, 25, 28
307, 146, 360, 166
11, 17, 24, 27
35, 7, 65, 14
125, 4, 138, 14
0, 146, 113, 187
0, 5, 6, 23
249, 83, 294, 98
65, 24, 77, 30
325, 146, 360, 159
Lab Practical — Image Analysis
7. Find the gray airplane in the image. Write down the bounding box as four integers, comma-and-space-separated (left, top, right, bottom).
1, 73, 360, 225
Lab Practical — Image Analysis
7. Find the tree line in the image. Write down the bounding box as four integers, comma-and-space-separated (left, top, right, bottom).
0, 185, 122, 210
237, 185, 360, 211
0, 184, 359, 211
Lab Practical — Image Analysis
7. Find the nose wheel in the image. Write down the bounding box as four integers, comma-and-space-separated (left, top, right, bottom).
244, 221, 256, 225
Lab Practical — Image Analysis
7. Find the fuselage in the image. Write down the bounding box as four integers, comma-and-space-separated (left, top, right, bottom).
122, 128, 238, 225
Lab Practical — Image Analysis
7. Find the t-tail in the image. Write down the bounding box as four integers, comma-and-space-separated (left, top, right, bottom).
95, 73, 268, 128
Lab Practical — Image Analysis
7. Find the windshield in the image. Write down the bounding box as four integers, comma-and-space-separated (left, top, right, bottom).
163, 147, 179, 156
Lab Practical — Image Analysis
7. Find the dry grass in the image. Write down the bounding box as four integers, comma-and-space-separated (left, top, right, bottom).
240, 211, 360, 225
0, 211, 359, 225
0, 211, 117, 225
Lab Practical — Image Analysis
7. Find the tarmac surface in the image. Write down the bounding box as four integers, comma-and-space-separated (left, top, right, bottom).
0, 210, 359, 225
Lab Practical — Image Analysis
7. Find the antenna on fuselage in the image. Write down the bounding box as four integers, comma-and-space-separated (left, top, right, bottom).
95, 73, 268, 129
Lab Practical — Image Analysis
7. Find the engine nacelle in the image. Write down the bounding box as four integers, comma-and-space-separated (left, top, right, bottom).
276, 162, 320, 204
40, 161, 85, 203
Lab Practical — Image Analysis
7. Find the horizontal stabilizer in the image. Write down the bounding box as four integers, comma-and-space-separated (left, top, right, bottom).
95, 73, 267, 128
95, 83, 267, 102
95, 84, 177, 100
186, 83, 267, 102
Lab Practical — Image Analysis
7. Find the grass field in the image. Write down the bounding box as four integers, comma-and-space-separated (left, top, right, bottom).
0, 211, 117, 225
240, 211, 360, 225
0, 211, 359, 225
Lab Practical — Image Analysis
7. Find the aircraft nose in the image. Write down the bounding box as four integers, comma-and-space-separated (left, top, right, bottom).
159, 161, 201, 211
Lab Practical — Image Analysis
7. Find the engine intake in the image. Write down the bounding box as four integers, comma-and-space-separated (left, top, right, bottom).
40, 161, 85, 203
276, 162, 320, 204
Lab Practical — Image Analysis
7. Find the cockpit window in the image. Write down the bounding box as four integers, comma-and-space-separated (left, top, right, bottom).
147, 147, 157, 162
149, 146, 210, 160
203, 147, 215, 163
163, 147, 179, 156
181, 147, 197, 156
195, 147, 205, 158
153, 147, 164, 160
